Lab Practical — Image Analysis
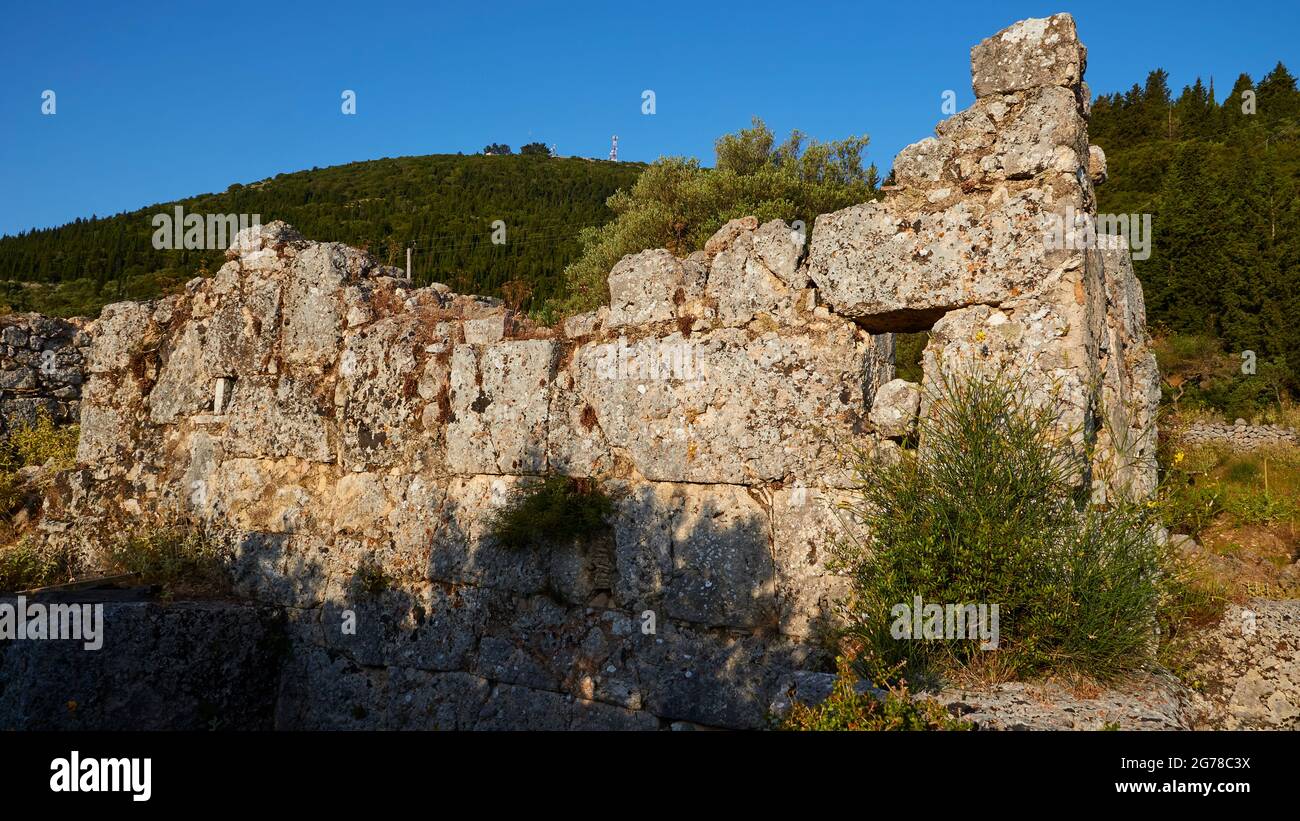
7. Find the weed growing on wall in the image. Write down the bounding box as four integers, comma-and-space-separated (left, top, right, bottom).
776, 653, 971, 731
0, 537, 69, 592
106, 526, 230, 599
488, 475, 613, 550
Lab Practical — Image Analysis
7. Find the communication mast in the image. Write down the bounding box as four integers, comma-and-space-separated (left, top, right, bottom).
609, 135, 618, 162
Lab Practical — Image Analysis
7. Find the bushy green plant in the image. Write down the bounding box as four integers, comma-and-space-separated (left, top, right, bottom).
1155, 443, 1300, 533
557, 118, 878, 315
351, 561, 391, 597
487, 475, 613, 550
833, 371, 1166, 684
3, 412, 79, 471
0, 412, 81, 541
893, 332, 929, 384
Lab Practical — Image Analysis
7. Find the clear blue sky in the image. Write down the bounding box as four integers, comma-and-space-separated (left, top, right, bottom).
2, 0, 1297, 237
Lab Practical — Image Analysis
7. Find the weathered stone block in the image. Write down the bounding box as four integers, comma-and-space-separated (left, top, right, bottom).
869, 378, 922, 438
971, 14, 1087, 98
606, 249, 706, 328
446, 339, 555, 475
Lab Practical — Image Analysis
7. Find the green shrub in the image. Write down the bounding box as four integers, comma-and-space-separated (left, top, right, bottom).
833, 371, 1166, 685
1154, 470, 1224, 537
1154, 547, 1229, 682
1155, 443, 1300, 534
351, 561, 391, 597
0, 413, 81, 542
487, 475, 613, 550
0, 470, 25, 519
556, 118, 878, 316
893, 332, 929, 384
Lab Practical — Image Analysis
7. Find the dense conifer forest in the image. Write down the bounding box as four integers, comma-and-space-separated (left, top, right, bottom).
1089, 62, 1300, 408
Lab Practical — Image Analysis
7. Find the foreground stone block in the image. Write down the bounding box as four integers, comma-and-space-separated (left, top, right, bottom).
0, 601, 286, 731
806, 187, 1078, 330
559, 324, 880, 486
446, 340, 555, 475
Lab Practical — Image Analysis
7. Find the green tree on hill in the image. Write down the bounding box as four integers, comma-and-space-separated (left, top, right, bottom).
557, 117, 878, 315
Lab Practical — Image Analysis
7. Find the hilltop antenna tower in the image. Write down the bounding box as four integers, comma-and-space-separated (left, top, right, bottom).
609, 135, 618, 162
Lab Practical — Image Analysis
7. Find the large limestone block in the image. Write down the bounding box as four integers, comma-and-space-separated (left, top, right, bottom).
148, 321, 212, 423
279, 242, 373, 369
807, 188, 1082, 330
627, 622, 786, 729
664, 483, 774, 629
86, 301, 156, 375
869, 378, 922, 438
706, 219, 806, 326
446, 339, 555, 475
76, 366, 147, 465
970, 14, 1087, 98
426, 475, 551, 595
212, 456, 333, 535
772, 486, 854, 638
957, 86, 1086, 180
316, 581, 501, 674
227, 220, 307, 257
894, 86, 1087, 190
1094, 247, 1159, 499
229, 531, 333, 608
224, 375, 334, 462
199, 276, 284, 376
610, 481, 776, 630
606, 249, 706, 328
609, 481, 676, 610
558, 325, 875, 486
334, 315, 445, 471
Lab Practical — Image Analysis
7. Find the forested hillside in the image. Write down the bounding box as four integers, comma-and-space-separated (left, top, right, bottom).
1089, 63, 1300, 409
0, 154, 643, 317
2, 61, 1297, 413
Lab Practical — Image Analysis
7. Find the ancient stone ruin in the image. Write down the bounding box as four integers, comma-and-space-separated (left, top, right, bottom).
5, 15, 1173, 729
0, 313, 88, 432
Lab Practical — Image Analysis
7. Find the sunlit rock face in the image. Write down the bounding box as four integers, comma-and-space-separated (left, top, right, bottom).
808, 12, 1157, 500
18, 13, 1158, 730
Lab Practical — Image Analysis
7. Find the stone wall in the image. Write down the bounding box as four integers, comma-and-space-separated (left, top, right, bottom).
0, 598, 285, 730
25, 14, 1161, 729
0, 313, 88, 432
1179, 421, 1300, 451
45, 218, 880, 729
806, 12, 1158, 502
